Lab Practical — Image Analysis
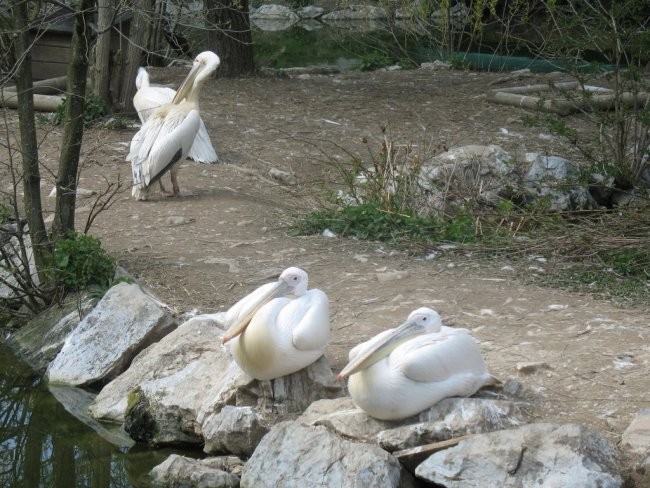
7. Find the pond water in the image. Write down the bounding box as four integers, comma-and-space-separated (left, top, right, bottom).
0, 343, 197, 488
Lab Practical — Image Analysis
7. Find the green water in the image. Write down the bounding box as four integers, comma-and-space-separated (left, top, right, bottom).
0, 343, 192, 488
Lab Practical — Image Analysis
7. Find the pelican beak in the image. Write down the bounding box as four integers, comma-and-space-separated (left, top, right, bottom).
172, 62, 201, 104
221, 280, 289, 344
336, 318, 426, 380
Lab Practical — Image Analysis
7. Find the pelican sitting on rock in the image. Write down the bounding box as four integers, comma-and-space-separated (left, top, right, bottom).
221, 267, 330, 381
337, 307, 495, 420
128, 51, 220, 200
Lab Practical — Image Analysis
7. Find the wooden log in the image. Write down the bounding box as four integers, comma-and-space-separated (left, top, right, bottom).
486, 90, 573, 115
4, 76, 68, 95
490, 81, 579, 95
393, 435, 472, 470
0, 92, 64, 111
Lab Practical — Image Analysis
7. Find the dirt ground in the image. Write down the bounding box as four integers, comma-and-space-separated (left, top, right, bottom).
15, 67, 650, 457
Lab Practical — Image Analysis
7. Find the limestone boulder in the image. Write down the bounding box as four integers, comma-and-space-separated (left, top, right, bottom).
202, 405, 269, 457
150, 454, 242, 488
415, 423, 622, 487
299, 396, 527, 451
621, 409, 650, 456
47, 283, 176, 387
6, 292, 96, 373
90, 315, 228, 423
241, 421, 402, 488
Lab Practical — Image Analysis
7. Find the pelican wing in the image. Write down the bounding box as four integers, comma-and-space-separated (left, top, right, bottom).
188, 119, 218, 163
283, 289, 329, 352
133, 86, 175, 123
392, 331, 486, 383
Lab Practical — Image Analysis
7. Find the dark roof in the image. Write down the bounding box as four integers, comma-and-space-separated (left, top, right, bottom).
30, 5, 132, 35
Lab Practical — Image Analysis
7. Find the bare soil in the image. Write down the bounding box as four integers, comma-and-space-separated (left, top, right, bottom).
17, 67, 650, 456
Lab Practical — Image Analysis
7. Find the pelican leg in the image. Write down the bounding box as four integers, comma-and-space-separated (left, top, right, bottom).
170, 168, 180, 196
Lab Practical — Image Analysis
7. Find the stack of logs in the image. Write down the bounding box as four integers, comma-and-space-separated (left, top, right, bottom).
1, 76, 67, 111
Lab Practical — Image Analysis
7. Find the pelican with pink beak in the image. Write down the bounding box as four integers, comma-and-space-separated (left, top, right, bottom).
221, 267, 330, 381
337, 307, 496, 420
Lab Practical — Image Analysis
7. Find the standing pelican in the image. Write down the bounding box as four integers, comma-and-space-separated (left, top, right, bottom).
337, 307, 495, 420
221, 267, 330, 381
133, 67, 217, 163
128, 51, 220, 200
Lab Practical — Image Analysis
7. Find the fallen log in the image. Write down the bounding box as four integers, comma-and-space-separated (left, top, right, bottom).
0, 91, 64, 112
4, 76, 68, 95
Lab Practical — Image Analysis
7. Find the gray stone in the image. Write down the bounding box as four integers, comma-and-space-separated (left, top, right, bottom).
150, 454, 242, 488
202, 406, 269, 457
198, 354, 344, 422
621, 409, 650, 455
251, 4, 298, 31
90, 315, 228, 423
415, 423, 622, 487
0, 223, 39, 300
47, 283, 176, 387
241, 421, 402, 488
322, 5, 387, 21
378, 397, 527, 451
6, 293, 97, 373
297, 5, 324, 18
516, 361, 552, 375
299, 396, 527, 451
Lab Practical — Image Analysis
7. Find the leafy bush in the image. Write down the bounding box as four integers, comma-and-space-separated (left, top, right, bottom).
53, 95, 107, 127
53, 232, 115, 292
0, 203, 11, 224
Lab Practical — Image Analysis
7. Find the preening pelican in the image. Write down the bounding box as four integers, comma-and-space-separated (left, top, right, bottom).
133, 67, 217, 163
128, 51, 220, 200
221, 267, 330, 381
338, 307, 495, 420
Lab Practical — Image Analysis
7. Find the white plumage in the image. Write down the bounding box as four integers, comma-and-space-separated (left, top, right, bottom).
128, 51, 220, 200
338, 307, 495, 420
133, 67, 217, 164
221, 267, 330, 381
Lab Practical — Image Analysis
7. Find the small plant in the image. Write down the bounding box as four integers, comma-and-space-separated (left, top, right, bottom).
359, 51, 392, 71
53, 95, 108, 127
0, 202, 11, 224
104, 115, 132, 130
53, 232, 115, 292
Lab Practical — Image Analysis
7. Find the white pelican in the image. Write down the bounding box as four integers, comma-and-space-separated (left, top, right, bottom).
337, 307, 495, 420
133, 67, 217, 163
221, 267, 330, 381
128, 51, 220, 200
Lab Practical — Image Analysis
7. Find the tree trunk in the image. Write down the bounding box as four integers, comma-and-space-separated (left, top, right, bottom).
205, 0, 255, 77
11, 1, 51, 275
91, 0, 116, 108
117, 0, 154, 114
52, 0, 97, 240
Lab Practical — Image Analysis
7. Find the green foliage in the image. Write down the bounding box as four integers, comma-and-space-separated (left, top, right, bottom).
0, 203, 11, 224
359, 51, 392, 71
53, 232, 115, 292
53, 95, 107, 127
294, 203, 475, 244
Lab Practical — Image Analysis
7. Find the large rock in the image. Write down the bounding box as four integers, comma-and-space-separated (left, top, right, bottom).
621, 409, 650, 455
111, 316, 342, 447
202, 405, 269, 457
197, 354, 344, 422
47, 283, 176, 387
6, 292, 96, 373
299, 396, 527, 451
251, 4, 298, 31
415, 423, 622, 487
241, 421, 402, 488
150, 454, 242, 488
90, 315, 228, 423
523, 153, 598, 210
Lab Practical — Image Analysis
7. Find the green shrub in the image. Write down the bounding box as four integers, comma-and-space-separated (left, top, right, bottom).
53, 232, 115, 291
53, 95, 107, 127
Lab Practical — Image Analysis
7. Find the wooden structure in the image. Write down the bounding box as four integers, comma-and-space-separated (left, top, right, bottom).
29, 6, 132, 81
